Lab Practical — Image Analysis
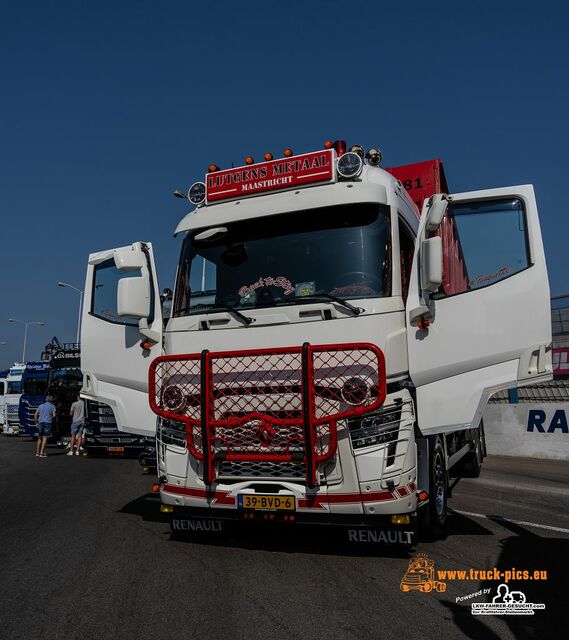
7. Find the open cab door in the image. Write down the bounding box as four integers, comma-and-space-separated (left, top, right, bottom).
81, 242, 162, 436
406, 185, 552, 436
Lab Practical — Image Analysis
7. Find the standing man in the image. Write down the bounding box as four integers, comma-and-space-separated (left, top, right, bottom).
68, 393, 85, 456
34, 395, 56, 458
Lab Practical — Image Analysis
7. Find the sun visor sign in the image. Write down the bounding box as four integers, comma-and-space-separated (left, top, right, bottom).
206, 149, 335, 203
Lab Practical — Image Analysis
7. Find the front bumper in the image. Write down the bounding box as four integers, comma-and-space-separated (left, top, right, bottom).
168, 504, 417, 545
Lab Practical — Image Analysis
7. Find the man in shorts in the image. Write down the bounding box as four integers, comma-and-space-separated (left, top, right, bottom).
69, 393, 85, 456
34, 396, 56, 458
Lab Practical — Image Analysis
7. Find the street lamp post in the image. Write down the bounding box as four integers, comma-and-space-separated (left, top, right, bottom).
8, 319, 44, 363
57, 282, 84, 344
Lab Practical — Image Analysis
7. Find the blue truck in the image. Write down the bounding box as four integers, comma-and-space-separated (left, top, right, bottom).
18, 361, 50, 437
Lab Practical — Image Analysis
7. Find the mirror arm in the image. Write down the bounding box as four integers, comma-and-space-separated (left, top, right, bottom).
409, 304, 433, 329
139, 319, 160, 343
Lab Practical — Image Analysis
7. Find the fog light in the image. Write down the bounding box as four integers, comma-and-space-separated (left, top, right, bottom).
160, 505, 174, 513
391, 514, 411, 525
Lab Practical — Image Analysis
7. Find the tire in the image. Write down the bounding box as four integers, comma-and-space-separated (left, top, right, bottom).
419, 436, 448, 541
461, 428, 483, 478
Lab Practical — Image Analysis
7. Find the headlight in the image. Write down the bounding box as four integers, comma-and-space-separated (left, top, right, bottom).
341, 377, 369, 406
337, 152, 363, 179
188, 181, 206, 206
162, 385, 186, 413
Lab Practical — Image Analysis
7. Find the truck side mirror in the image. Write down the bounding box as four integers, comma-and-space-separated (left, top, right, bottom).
420, 236, 443, 292
113, 247, 146, 271
117, 275, 150, 318
425, 194, 450, 232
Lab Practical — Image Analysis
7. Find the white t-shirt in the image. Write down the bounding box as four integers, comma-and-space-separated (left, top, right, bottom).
70, 400, 85, 425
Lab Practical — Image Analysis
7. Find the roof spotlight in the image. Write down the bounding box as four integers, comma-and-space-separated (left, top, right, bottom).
188, 181, 206, 206
349, 144, 365, 160
365, 148, 382, 166
337, 152, 363, 179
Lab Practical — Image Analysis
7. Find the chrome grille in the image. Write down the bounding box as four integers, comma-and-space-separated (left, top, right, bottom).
97, 436, 139, 444
218, 460, 306, 480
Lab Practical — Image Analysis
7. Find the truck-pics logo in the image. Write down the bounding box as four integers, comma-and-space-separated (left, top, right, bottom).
400, 553, 447, 593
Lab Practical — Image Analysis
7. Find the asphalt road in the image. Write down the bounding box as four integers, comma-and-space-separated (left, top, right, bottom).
0, 437, 567, 640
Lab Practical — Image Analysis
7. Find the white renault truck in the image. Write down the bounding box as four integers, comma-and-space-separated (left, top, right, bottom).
80, 141, 551, 543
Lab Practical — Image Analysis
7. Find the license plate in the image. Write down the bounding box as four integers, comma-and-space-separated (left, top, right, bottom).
108, 446, 124, 453
238, 494, 295, 511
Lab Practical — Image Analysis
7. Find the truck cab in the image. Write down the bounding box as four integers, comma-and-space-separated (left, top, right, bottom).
80, 142, 551, 543
0, 370, 7, 430
18, 361, 50, 437
47, 344, 82, 445
3, 364, 25, 435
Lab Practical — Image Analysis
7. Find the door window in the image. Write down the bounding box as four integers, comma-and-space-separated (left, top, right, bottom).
91, 259, 142, 325
399, 218, 415, 302
435, 198, 530, 297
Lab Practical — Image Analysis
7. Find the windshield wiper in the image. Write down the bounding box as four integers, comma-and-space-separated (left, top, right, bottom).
178, 302, 254, 325
217, 304, 255, 325
287, 294, 365, 316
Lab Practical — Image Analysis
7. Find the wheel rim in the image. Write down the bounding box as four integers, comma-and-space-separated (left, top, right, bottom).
434, 452, 445, 517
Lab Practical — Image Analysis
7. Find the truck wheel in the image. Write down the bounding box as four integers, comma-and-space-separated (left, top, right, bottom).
461, 428, 482, 478
419, 437, 448, 541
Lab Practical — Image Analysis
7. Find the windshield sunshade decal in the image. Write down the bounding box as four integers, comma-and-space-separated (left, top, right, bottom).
239, 276, 295, 300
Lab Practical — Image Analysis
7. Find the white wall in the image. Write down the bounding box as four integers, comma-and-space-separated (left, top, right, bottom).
483, 403, 569, 460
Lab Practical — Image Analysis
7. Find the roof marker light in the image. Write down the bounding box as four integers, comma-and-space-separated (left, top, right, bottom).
208, 164, 220, 173
264, 152, 273, 161
283, 148, 294, 157
324, 140, 333, 149
333, 139, 346, 156
245, 156, 254, 165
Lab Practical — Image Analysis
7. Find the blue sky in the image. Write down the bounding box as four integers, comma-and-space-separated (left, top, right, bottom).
1, 0, 568, 367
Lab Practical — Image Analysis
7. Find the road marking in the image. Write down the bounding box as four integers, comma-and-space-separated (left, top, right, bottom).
452, 509, 569, 535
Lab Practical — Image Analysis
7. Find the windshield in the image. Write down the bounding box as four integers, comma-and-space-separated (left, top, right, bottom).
173, 203, 391, 317
49, 367, 82, 390
7, 381, 22, 394
23, 378, 48, 396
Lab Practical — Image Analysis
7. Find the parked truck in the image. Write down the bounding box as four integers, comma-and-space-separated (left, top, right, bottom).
46, 341, 81, 446
18, 361, 50, 437
84, 399, 146, 456
3, 364, 25, 435
0, 370, 8, 430
80, 141, 551, 544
